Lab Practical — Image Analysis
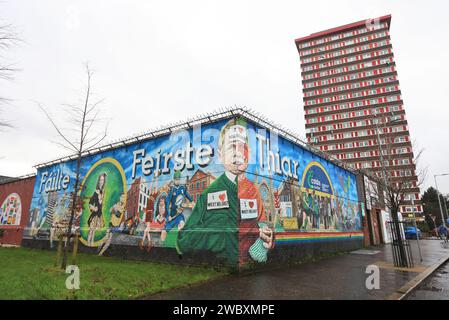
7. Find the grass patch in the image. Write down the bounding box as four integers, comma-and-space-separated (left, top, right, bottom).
0, 247, 227, 300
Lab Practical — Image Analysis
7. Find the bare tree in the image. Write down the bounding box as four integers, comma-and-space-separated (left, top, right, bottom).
38, 63, 108, 269
0, 22, 21, 129
366, 113, 427, 267
380, 147, 427, 217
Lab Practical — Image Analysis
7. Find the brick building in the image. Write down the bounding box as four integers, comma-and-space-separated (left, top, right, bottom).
126, 177, 151, 221
295, 15, 421, 215
187, 169, 216, 202
0, 175, 35, 245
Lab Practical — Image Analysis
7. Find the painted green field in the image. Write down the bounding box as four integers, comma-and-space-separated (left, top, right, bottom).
0, 247, 227, 300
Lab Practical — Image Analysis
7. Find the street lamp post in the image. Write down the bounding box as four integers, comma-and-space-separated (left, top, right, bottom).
371, 109, 409, 266
371, 109, 401, 192
371, 109, 390, 189
434, 174, 449, 228
442, 194, 449, 223
411, 199, 423, 263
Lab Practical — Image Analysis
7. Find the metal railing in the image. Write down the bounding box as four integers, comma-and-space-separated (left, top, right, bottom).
387, 220, 414, 268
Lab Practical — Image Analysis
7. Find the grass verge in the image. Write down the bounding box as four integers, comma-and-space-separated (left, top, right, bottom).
0, 247, 227, 300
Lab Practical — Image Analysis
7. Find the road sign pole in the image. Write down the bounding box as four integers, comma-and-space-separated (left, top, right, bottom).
412, 199, 423, 263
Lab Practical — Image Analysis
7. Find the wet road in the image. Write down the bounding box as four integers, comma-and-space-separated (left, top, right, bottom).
147, 250, 417, 300
146, 240, 449, 300
406, 261, 449, 300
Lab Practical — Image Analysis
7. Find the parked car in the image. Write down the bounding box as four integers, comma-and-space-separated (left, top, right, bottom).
404, 226, 422, 239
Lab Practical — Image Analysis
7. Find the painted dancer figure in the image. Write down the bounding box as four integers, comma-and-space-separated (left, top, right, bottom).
319, 196, 325, 229
98, 193, 125, 256
313, 193, 320, 229
30, 197, 47, 238
296, 190, 306, 230
177, 118, 274, 266
87, 173, 106, 246
330, 195, 338, 229
337, 196, 344, 229
49, 218, 60, 248
300, 192, 311, 230
324, 197, 331, 230
140, 195, 166, 252
71, 196, 83, 235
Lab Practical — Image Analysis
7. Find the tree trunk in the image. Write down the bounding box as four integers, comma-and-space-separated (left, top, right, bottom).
61, 152, 82, 269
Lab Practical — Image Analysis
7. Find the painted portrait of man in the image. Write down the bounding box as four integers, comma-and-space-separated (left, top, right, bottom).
176, 117, 274, 266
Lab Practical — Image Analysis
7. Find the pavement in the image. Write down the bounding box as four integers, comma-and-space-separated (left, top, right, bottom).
145, 239, 449, 300
405, 260, 449, 300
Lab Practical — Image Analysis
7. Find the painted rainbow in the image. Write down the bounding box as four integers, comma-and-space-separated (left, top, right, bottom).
275, 232, 364, 245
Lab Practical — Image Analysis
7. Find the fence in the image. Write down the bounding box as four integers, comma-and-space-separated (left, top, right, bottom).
387, 220, 414, 268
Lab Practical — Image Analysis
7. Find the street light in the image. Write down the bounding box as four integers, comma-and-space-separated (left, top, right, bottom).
371, 109, 401, 202
371, 109, 411, 267
443, 195, 449, 223
369, 59, 401, 189
442, 193, 449, 221
411, 198, 423, 263
434, 173, 449, 228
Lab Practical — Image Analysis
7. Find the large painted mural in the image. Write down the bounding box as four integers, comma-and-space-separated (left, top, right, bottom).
24, 116, 363, 266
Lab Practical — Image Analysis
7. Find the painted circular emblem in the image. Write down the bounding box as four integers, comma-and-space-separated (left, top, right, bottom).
79, 158, 127, 247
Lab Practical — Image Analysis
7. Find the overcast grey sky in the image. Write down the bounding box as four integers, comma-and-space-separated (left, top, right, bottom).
1, 0, 448, 194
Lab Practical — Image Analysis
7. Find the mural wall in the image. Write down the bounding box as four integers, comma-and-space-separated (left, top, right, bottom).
0, 176, 35, 245
24, 116, 363, 266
